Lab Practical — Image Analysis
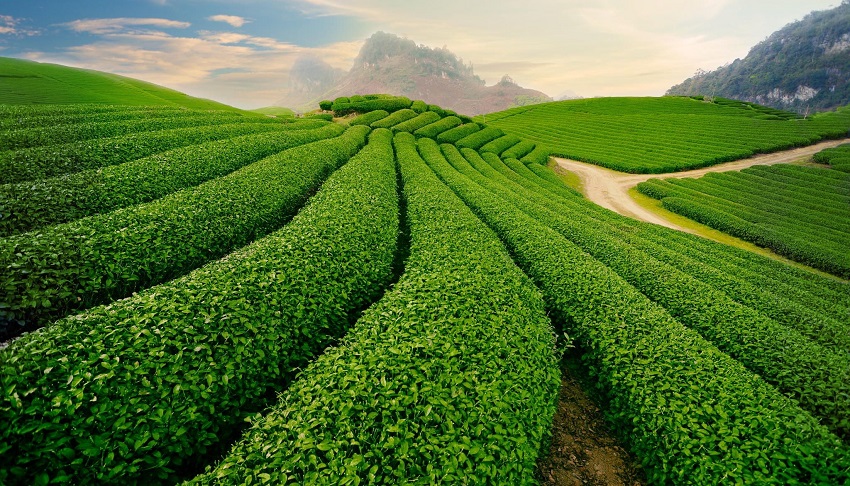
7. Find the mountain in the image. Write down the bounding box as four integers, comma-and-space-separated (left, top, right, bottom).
0, 57, 239, 110
275, 32, 552, 115
275, 55, 347, 108
667, 1, 850, 113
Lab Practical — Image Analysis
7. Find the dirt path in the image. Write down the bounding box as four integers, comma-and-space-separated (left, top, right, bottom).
554, 138, 849, 234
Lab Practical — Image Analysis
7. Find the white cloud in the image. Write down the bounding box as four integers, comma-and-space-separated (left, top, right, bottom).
0, 15, 40, 37
26, 27, 362, 108
208, 15, 250, 28
25, 0, 843, 108
63, 18, 191, 35
291, 0, 837, 97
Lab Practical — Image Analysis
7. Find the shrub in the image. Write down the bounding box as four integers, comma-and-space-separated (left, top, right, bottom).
0, 126, 370, 338
435, 123, 480, 144
190, 132, 559, 485
0, 128, 398, 485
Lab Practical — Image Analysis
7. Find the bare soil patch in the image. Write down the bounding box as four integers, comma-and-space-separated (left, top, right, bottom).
538, 356, 645, 486
553, 138, 850, 234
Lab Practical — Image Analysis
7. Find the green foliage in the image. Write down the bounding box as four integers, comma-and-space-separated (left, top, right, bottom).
0, 126, 370, 339
410, 99, 428, 113
421, 139, 850, 484
455, 147, 850, 440
319, 100, 333, 111
388, 110, 441, 133
331, 95, 412, 117
479, 134, 522, 156
667, 2, 850, 113
499, 139, 535, 160
455, 126, 505, 150
0, 129, 399, 485
427, 104, 447, 117
412, 115, 462, 138
0, 111, 257, 151
304, 113, 333, 121
369, 108, 417, 129
0, 121, 291, 185
485, 97, 850, 172
520, 144, 552, 165
249, 106, 295, 117
638, 165, 850, 278
0, 57, 239, 110
0, 106, 185, 131
0, 123, 345, 236
4, 94, 850, 485
191, 132, 559, 484
349, 110, 389, 126
435, 123, 480, 144
814, 143, 850, 172
489, 154, 848, 352
330, 98, 353, 115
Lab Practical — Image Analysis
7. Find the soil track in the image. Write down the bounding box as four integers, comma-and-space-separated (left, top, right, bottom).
554, 138, 850, 234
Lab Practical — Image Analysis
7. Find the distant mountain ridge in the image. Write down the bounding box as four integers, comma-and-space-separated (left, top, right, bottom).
275, 32, 552, 115
668, 1, 850, 113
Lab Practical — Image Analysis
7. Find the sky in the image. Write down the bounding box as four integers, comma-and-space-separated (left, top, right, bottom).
0, 0, 842, 108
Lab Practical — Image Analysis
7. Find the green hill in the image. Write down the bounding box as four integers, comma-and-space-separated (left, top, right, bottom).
667, 2, 850, 113
250, 106, 296, 117
480, 96, 850, 172
3, 96, 850, 485
0, 57, 238, 110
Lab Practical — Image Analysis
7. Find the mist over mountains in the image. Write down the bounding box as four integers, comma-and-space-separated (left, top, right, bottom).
275, 32, 553, 115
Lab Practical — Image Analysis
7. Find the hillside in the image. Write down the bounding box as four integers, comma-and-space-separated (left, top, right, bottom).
3, 97, 850, 484
275, 32, 551, 115
667, 2, 850, 113
482, 96, 850, 172
0, 57, 238, 110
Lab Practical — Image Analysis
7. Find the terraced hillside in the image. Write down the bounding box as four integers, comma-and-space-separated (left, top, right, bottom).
481, 96, 850, 173
816, 143, 850, 172
1, 96, 849, 485
639, 164, 850, 278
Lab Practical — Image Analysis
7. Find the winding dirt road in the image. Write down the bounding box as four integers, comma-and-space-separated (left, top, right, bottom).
554, 138, 850, 234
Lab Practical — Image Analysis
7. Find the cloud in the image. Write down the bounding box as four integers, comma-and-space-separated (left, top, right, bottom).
208, 15, 250, 28
25, 26, 362, 108
0, 15, 40, 37
63, 18, 191, 35
288, 0, 832, 97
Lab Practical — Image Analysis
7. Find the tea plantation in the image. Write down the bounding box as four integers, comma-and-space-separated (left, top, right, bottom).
639, 163, 850, 278
1, 95, 849, 485
481, 96, 850, 173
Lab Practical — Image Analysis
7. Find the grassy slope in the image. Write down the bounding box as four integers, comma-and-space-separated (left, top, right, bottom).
480, 96, 850, 173
250, 106, 296, 117
0, 57, 237, 110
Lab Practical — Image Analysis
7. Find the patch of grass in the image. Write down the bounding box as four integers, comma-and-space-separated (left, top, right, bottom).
548, 159, 584, 194
249, 106, 295, 117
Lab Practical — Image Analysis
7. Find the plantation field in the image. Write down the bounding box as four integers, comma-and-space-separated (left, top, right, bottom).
480, 96, 850, 173
638, 163, 850, 278
815, 142, 850, 172
2, 96, 850, 485
249, 106, 296, 118
0, 57, 237, 110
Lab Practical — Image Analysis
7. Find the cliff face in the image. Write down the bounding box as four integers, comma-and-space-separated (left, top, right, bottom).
275, 32, 551, 115
668, 2, 850, 113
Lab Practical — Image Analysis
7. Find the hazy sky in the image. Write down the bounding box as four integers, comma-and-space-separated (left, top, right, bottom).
0, 0, 841, 108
